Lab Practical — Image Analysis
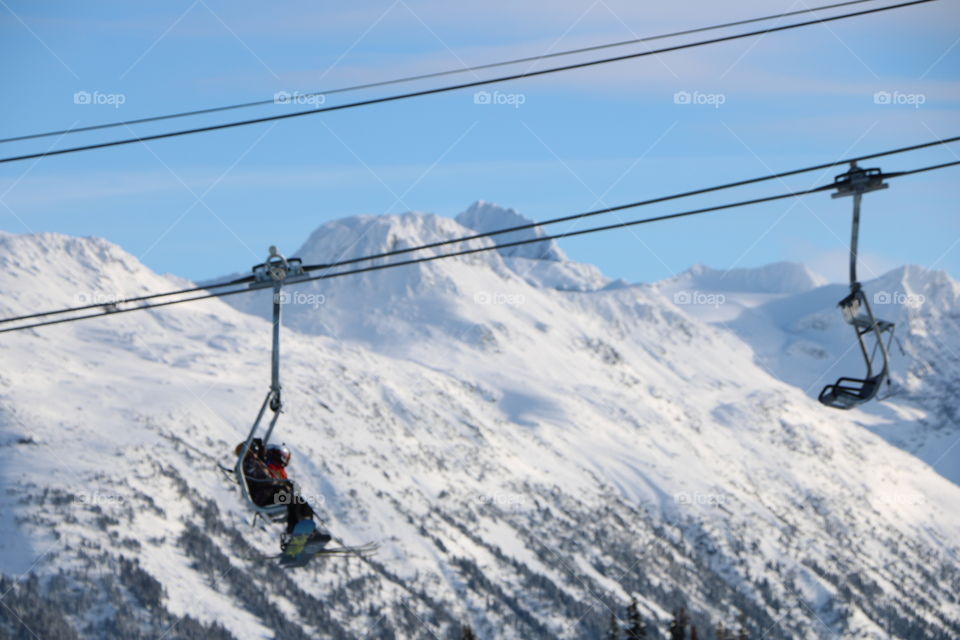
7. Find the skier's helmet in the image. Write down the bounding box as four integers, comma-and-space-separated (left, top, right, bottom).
265, 443, 291, 467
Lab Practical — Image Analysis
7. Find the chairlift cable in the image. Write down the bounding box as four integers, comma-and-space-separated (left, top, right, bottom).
3, 134, 956, 328
0, 0, 886, 145
1, 157, 956, 336
299, 136, 960, 272
0, 0, 936, 165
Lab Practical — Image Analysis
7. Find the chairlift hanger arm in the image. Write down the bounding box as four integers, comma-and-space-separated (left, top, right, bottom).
233, 246, 305, 519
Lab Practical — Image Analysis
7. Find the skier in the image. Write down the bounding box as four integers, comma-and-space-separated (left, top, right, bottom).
235, 440, 330, 550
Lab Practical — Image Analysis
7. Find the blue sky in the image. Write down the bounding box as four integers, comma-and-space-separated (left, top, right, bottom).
0, 0, 957, 285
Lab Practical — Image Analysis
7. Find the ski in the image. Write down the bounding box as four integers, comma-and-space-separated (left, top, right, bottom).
314, 542, 380, 557
248, 542, 379, 563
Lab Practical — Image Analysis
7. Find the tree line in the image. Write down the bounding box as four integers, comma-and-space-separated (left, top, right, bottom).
460, 596, 752, 639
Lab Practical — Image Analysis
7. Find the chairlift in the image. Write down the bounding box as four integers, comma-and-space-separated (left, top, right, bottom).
233, 246, 306, 521
818, 163, 897, 409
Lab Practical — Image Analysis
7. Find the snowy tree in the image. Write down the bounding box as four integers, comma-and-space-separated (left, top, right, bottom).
625, 597, 647, 639
737, 611, 749, 640
715, 622, 730, 640
607, 611, 620, 640
668, 607, 689, 640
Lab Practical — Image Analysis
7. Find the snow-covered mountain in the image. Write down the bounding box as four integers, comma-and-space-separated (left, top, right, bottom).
1, 206, 959, 639
653, 261, 960, 485
224, 203, 608, 355
455, 201, 567, 262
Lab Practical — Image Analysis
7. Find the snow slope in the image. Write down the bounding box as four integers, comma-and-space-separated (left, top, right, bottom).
1, 212, 959, 639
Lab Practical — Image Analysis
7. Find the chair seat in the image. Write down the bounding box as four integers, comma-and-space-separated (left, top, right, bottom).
819, 375, 881, 409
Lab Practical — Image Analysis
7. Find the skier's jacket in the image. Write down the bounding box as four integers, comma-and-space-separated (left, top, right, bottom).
266, 463, 288, 480
239, 448, 287, 507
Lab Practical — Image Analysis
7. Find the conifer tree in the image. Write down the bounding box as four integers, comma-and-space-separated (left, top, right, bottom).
668, 607, 689, 640
625, 597, 647, 639
607, 611, 620, 640
715, 622, 729, 640
737, 611, 749, 640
